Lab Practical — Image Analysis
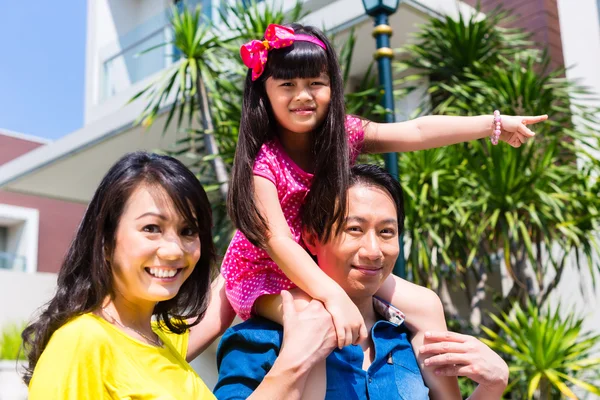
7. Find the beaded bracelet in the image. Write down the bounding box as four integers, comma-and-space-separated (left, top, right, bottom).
491, 110, 502, 145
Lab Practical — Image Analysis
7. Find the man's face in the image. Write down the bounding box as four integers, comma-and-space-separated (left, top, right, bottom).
305, 184, 400, 300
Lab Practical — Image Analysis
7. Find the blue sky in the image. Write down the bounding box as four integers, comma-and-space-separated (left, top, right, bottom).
0, 2, 87, 140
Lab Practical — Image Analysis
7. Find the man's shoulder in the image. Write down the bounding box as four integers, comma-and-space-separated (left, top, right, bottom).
220, 317, 283, 348
214, 319, 285, 398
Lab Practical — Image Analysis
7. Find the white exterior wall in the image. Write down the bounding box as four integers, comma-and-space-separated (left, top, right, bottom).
553, 0, 600, 335
85, 0, 173, 125
0, 270, 56, 328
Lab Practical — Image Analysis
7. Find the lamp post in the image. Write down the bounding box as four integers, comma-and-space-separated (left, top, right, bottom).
362, 0, 405, 279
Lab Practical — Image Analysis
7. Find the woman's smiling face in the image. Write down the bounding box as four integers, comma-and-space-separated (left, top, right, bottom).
109, 184, 201, 306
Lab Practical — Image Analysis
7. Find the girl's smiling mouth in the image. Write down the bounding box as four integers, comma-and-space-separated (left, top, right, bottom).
290, 106, 316, 115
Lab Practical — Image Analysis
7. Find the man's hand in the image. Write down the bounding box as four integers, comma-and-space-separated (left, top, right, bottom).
278, 290, 337, 369
420, 330, 508, 398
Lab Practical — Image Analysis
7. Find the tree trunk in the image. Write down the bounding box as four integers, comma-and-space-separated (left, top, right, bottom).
195, 69, 229, 200
538, 377, 550, 400
469, 262, 489, 334
538, 254, 567, 307
439, 279, 460, 317
482, 244, 531, 333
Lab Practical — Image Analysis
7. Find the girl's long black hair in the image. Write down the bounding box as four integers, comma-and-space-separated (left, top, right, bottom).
21, 151, 216, 385
228, 23, 350, 247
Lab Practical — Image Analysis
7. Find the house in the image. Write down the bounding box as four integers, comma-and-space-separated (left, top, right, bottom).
0, 0, 598, 389
0, 130, 87, 330
0, 129, 47, 274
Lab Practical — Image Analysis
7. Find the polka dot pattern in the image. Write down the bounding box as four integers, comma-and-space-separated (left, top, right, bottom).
222, 116, 365, 320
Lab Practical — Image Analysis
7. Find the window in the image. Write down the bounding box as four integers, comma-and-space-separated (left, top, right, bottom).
0, 226, 11, 270
0, 226, 6, 251
0, 204, 39, 272
0, 225, 27, 271
174, 0, 211, 16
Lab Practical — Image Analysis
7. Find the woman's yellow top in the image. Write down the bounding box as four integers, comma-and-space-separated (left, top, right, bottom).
28, 313, 215, 399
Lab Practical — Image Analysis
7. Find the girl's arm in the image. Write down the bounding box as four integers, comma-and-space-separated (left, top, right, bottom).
254, 176, 368, 348
363, 114, 548, 153
186, 274, 236, 362
376, 275, 462, 399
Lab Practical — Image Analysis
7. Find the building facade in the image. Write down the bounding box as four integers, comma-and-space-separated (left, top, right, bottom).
1, 0, 599, 389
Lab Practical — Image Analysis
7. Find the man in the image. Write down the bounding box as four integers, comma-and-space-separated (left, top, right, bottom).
214, 164, 508, 399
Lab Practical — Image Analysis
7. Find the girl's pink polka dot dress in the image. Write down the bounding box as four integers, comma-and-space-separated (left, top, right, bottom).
222, 115, 365, 320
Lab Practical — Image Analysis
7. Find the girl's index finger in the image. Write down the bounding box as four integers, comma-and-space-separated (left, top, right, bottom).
522, 115, 548, 125
424, 330, 469, 343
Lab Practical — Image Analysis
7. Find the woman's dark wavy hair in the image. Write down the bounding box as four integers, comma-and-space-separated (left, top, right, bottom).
21, 151, 216, 385
349, 164, 405, 233
228, 23, 350, 247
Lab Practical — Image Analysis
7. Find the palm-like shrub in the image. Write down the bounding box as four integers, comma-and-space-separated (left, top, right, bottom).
393, 7, 600, 331
135, 1, 385, 252
0, 323, 26, 361
131, 5, 229, 198
398, 8, 532, 110
132, 1, 304, 249
482, 303, 600, 399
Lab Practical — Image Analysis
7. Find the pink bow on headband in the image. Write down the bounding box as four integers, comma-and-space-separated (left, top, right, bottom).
240, 24, 327, 81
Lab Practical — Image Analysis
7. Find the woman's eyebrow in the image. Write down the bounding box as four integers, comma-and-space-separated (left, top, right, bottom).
136, 212, 166, 220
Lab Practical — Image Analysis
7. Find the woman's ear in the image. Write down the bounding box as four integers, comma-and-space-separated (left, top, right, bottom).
103, 238, 113, 263
302, 229, 318, 256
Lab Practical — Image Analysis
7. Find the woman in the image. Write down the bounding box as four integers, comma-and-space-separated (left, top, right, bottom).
22, 152, 313, 399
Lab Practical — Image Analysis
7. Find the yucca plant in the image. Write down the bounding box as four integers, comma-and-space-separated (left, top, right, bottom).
130, 4, 229, 198
393, 7, 600, 332
180, 0, 305, 176
216, 0, 305, 48
335, 28, 385, 120
135, 0, 391, 252
132, 1, 306, 251
0, 323, 26, 361
430, 54, 600, 318
481, 302, 600, 399
396, 5, 534, 111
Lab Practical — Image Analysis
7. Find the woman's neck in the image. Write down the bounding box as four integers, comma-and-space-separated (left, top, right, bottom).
100, 294, 156, 336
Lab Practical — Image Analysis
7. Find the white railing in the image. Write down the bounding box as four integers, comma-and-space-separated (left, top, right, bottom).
0, 252, 26, 272
99, 0, 209, 102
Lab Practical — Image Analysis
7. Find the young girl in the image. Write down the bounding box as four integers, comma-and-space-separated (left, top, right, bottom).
191, 23, 546, 397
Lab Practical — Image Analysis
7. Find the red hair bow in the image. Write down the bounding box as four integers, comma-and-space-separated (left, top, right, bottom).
240, 24, 295, 81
